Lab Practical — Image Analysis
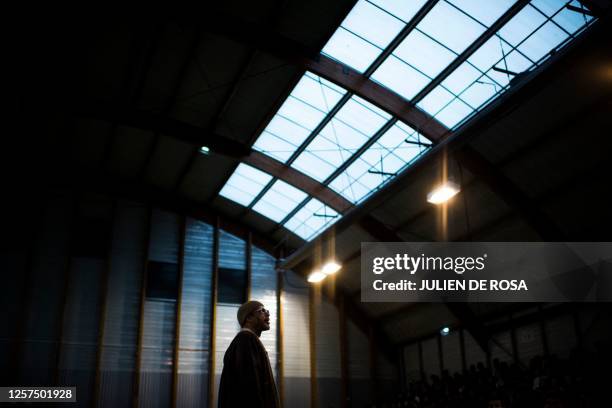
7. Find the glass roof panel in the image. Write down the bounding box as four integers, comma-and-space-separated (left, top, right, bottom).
468, 35, 513, 71
318, 120, 369, 153
251, 180, 307, 223
459, 80, 498, 108
291, 95, 390, 182
291, 72, 346, 112
433, 97, 474, 128
253, 132, 296, 162
441, 61, 483, 94
277, 96, 326, 130
291, 151, 338, 182
283, 198, 339, 241
376, 121, 416, 149
263, 116, 311, 147
321, 28, 383, 72
517, 20, 568, 61
219, 164, 273, 207
252, 72, 348, 162
553, 5, 594, 34
499, 5, 547, 46
329, 122, 430, 204
304, 130, 353, 169
417, 0, 486, 54
334, 95, 391, 135
393, 29, 457, 78
371, 55, 431, 100
448, 0, 515, 27
531, 0, 566, 16
417, 86, 455, 116
341, 0, 405, 48
370, 0, 429, 22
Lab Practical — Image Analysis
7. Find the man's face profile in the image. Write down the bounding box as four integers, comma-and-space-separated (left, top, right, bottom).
247, 306, 270, 332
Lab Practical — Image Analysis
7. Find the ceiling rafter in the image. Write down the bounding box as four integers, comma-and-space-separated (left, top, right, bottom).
72, 100, 353, 215
279, 15, 604, 271
195, 13, 448, 142
173, 48, 260, 193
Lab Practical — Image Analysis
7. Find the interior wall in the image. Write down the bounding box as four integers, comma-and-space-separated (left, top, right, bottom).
1, 189, 397, 408
400, 304, 612, 384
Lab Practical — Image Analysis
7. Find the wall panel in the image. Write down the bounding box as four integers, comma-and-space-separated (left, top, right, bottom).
98, 201, 147, 408
403, 343, 420, 384
490, 331, 513, 364
250, 246, 278, 378
20, 193, 73, 386
315, 296, 341, 408
441, 331, 462, 375
282, 271, 311, 408
516, 323, 544, 366
421, 337, 440, 380
545, 314, 576, 358
138, 209, 180, 408
463, 331, 486, 369
348, 321, 371, 408
176, 218, 214, 408
213, 230, 246, 407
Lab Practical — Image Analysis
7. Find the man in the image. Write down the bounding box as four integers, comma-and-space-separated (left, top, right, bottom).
218, 300, 281, 408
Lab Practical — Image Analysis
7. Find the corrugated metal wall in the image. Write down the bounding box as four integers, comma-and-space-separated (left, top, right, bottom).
4, 191, 404, 408
421, 337, 440, 380
176, 217, 213, 408
490, 331, 513, 364
464, 331, 487, 368
99, 201, 147, 408
516, 323, 543, 366
282, 271, 311, 408
251, 246, 279, 378
315, 296, 341, 408
348, 320, 372, 407
20, 193, 73, 386
441, 331, 462, 374
139, 209, 180, 408
403, 343, 420, 383
57, 197, 112, 407
213, 230, 246, 407
545, 315, 576, 358
377, 352, 397, 399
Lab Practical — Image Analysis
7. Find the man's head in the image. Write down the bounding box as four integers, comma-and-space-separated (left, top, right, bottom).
237, 300, 270, 334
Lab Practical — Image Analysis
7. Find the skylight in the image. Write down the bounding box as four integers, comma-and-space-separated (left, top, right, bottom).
291, 95, 391, 182
417, 0, 595, 128
329, 122, 430, 203
217, 0, 595, 242
325, 0, 594, 130
252, 72, 346, 162
283, 199, 340, 241
219, 164, 273, 207
251, 180, 308, 223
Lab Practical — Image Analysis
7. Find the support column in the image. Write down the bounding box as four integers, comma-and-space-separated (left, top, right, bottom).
171, 216, 186, 408
93, 202, 117, 408
132, 206, 152, 408
338, 293, 349, 408
207, 217, 220, 408
309, 286, 318, 408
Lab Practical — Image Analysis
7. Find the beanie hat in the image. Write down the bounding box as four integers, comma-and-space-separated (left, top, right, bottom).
237, 300, 263, 327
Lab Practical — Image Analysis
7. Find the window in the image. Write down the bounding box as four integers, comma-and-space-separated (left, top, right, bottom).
218, 267, 247, 304
146, 261, 179, 301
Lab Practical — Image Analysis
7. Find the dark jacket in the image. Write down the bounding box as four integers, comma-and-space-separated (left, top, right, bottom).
218, 330, 281, 408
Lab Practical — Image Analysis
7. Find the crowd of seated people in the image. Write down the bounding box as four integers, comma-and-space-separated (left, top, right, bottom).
367, 346, 609, 408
